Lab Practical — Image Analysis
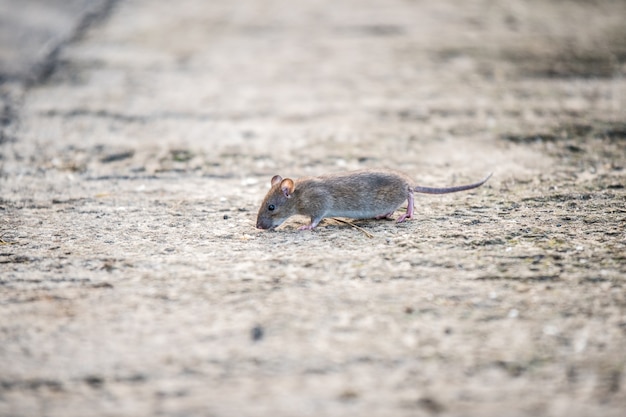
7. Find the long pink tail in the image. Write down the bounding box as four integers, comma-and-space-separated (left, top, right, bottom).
412, 173, 492, 194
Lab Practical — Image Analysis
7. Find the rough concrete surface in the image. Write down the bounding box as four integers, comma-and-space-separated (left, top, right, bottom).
1, 0, 625, 416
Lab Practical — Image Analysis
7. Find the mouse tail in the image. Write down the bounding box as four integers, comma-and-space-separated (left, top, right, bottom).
412, 173, 492, 194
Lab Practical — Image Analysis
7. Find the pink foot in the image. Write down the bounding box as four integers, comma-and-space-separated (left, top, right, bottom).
396, 191, 414, 223
375, 211, 394, 220
298, 219, 320, 230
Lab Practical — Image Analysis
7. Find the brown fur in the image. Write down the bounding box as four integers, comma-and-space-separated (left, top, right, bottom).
255, 169, 490, 230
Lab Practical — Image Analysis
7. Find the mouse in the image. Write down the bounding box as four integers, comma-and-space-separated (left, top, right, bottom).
255, 169, 492, 230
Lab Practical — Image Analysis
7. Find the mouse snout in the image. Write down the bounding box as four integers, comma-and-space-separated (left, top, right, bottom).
256, 217, 274, 230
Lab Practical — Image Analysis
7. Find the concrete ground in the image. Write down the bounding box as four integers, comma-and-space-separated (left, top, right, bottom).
1, 0, 625, 416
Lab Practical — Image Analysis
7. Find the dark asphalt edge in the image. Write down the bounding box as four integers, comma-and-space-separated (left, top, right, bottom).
29, 0, 121, 86
0, 0, 120, 147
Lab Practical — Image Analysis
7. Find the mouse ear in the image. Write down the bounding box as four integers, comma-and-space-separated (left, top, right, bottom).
280, 178, 295, 198
271, 175, 283, 186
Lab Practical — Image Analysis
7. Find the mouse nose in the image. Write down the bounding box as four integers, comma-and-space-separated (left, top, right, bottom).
256, 219, 270, 229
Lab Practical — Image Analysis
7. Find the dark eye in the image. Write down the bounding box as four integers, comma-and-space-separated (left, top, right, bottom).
268, 204, 275, 211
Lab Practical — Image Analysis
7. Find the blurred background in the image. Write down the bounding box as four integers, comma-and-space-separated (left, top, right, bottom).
1, 1, 625, 417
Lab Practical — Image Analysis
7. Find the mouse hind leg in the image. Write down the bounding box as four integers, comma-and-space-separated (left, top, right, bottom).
396, 190, 414, 223
375, 211, 395, 220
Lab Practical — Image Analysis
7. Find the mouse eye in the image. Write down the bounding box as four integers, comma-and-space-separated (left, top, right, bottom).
268, 204, 275, 211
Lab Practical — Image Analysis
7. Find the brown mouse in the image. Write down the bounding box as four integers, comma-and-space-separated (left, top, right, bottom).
255, 169, 492, 230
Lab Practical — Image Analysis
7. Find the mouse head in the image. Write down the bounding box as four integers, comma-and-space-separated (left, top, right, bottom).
256, 175, 297, 229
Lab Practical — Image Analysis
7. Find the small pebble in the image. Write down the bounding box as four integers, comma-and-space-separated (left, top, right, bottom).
251, 325, 264, 342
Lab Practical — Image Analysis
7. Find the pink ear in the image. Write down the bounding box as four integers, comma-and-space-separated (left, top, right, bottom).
271, 175, 283, 186
280, 178, 295, 198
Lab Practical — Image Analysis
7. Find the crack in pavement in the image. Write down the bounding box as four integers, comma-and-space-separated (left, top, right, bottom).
0, 0, 120, 146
